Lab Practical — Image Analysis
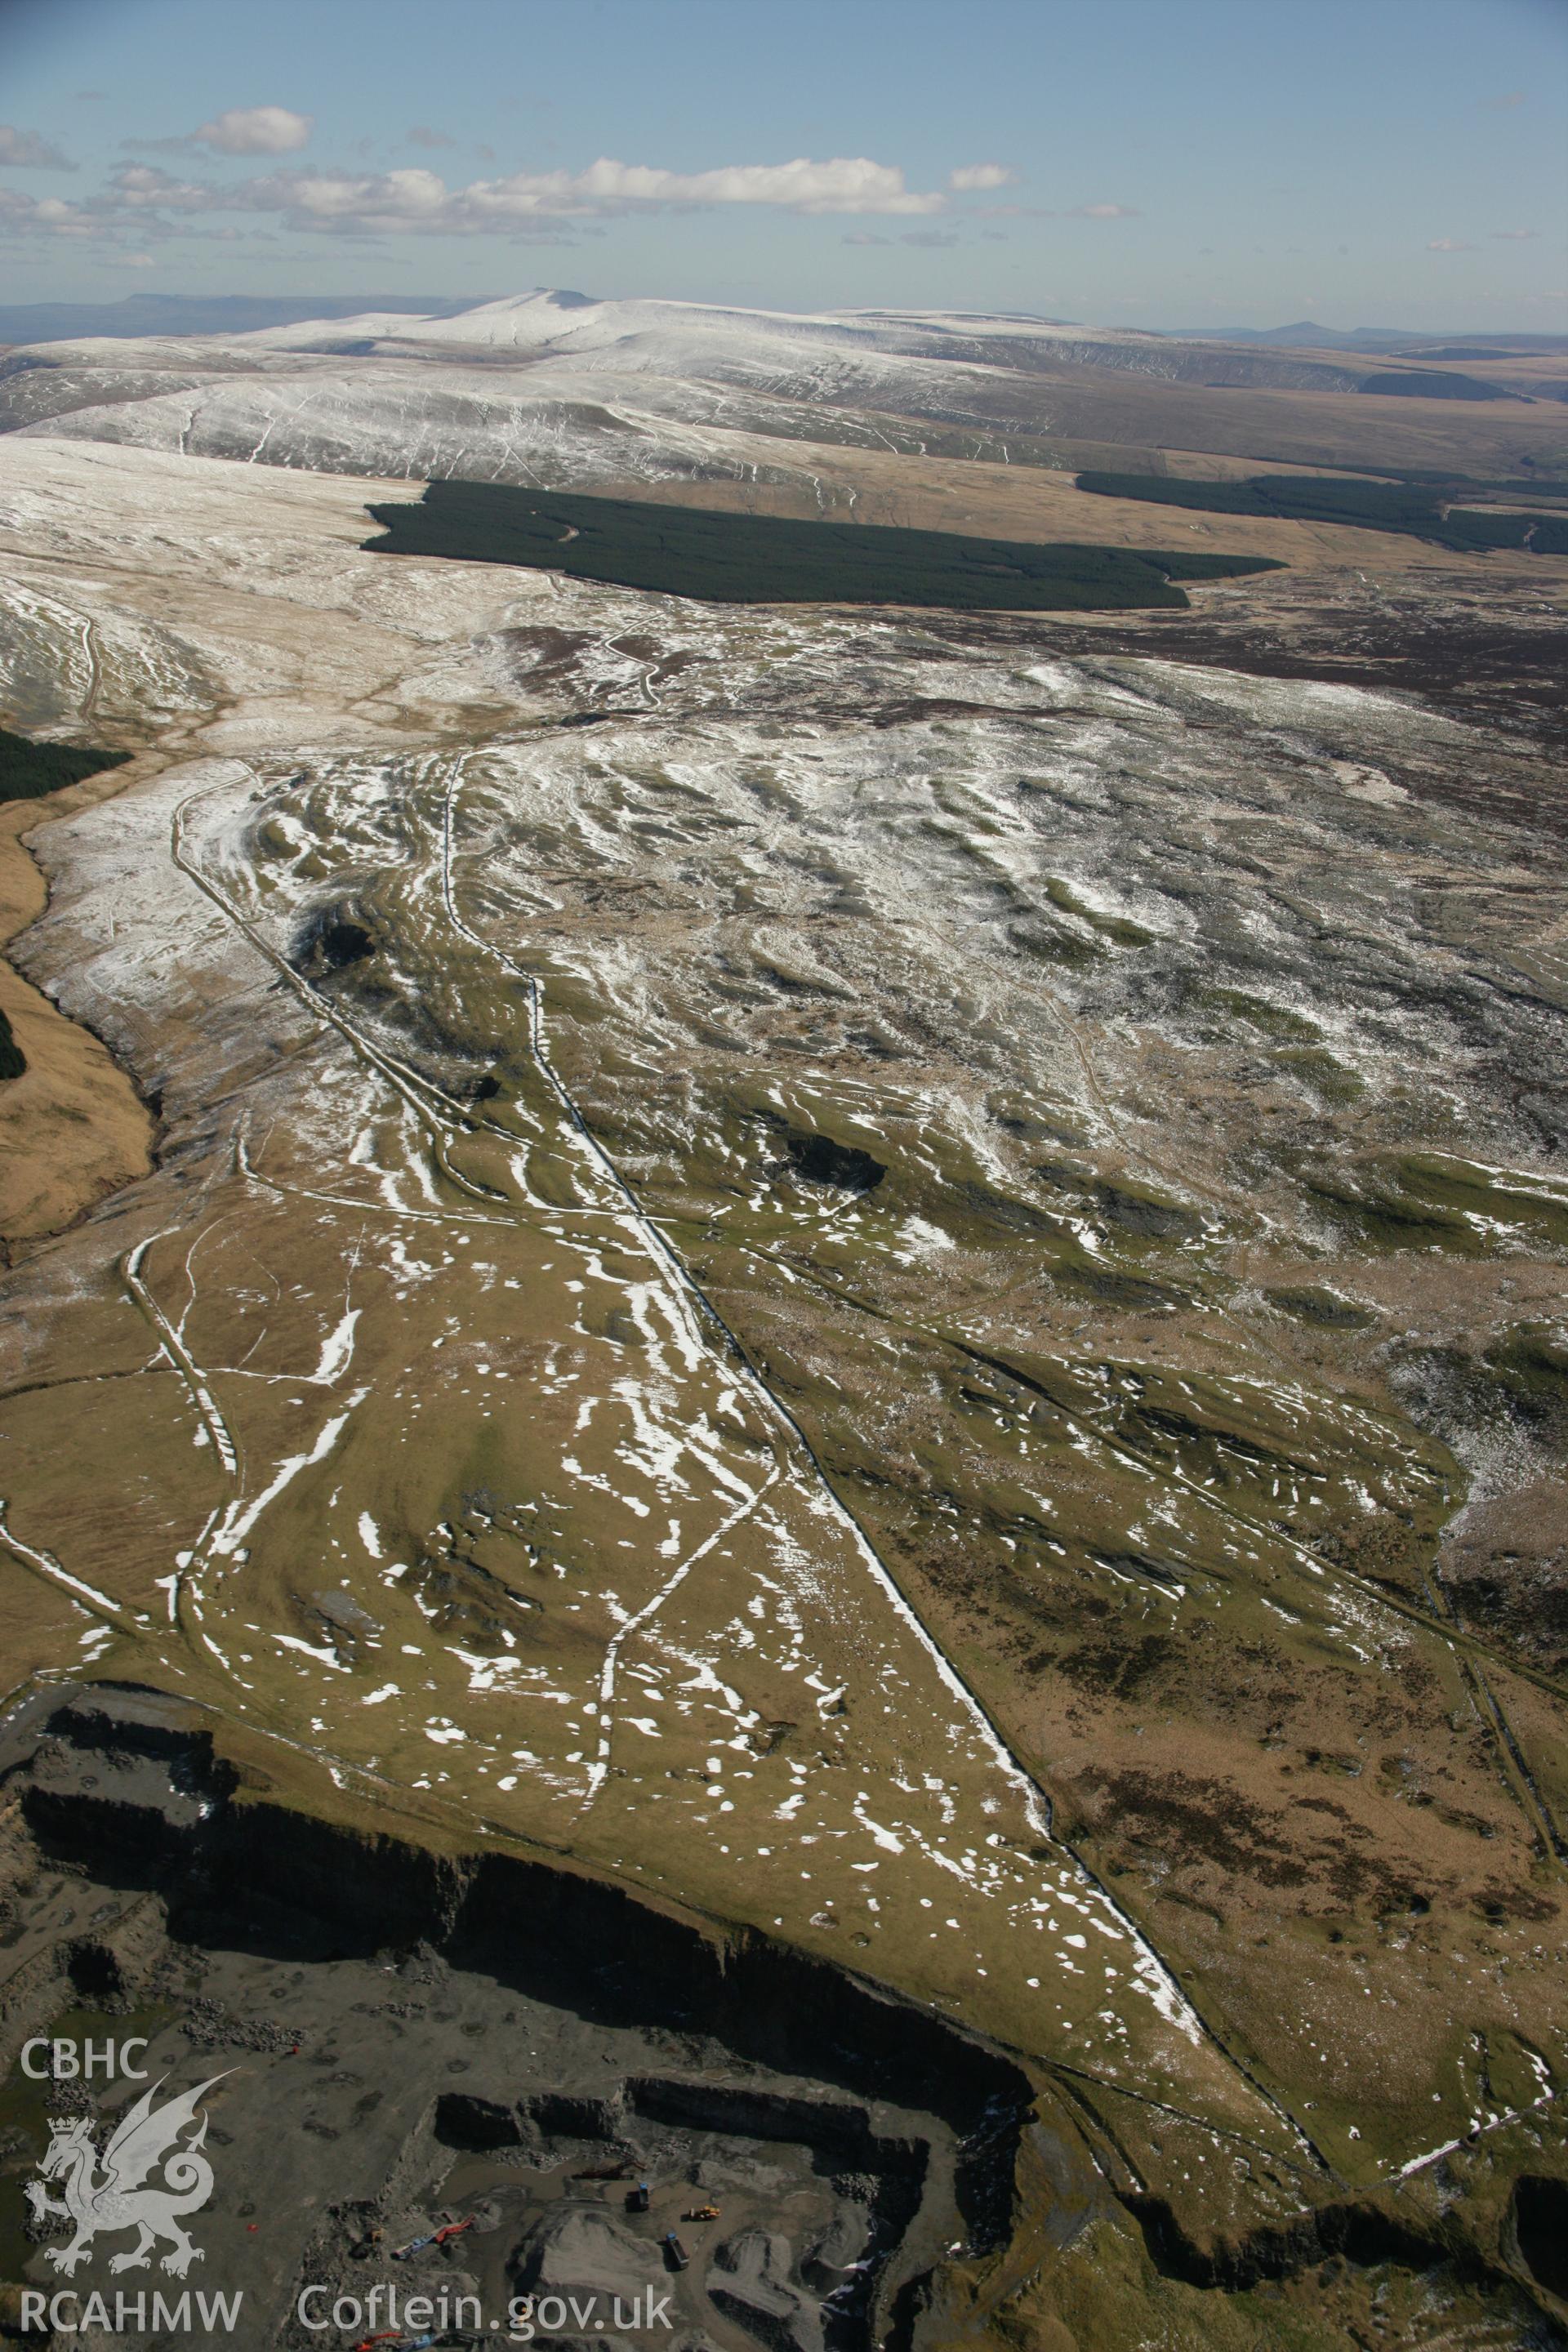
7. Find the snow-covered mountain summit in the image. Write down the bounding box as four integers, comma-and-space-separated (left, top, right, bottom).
0, 289, 1439, 499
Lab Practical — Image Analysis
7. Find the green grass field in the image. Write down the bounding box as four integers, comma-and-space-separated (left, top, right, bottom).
363, 482, 1283, 610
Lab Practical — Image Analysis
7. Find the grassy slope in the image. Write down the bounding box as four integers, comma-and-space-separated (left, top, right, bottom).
0, 746, 153, 1247
1076, 470, 1568, 554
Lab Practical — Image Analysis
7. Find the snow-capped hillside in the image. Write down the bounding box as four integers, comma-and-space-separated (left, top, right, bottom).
0, 290, 1499, 499
10, 365, 836, 496
245, 288, 1363, 392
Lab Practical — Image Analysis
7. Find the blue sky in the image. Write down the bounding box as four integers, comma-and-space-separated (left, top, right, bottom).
1, 0, 1563, 327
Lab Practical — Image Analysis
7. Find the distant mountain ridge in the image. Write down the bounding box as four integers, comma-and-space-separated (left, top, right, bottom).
1160, 320, 1568, 352
0, 292, 490, 345
3, 288, 1557, 496
2, 293, 1563, 352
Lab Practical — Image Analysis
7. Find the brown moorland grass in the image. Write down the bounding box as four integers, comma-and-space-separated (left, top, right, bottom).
960, 364, 1568, 477
590, 437, 1568, 589
0, 759, 153, 1252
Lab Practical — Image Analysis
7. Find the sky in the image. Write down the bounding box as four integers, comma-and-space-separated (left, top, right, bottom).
0, 0, 1564, 329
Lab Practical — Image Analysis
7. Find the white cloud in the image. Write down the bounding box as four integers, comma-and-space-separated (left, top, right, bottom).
1069, 202, 1140, 220
523, 155, 946, 216
1426, 237, 1477, 252
407, 126, 457, 149
0, 124, 74, 169
948, 163, 1015, 192
902, 229, 960, 248
0, 147, 966, 247
113, 164, 210, 209
194, 106, 313, 155
113, 153, 949, 234
0, 186, 93, 235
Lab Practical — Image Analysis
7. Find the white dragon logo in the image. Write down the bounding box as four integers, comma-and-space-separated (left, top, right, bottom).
25, 2075, 227, 2278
